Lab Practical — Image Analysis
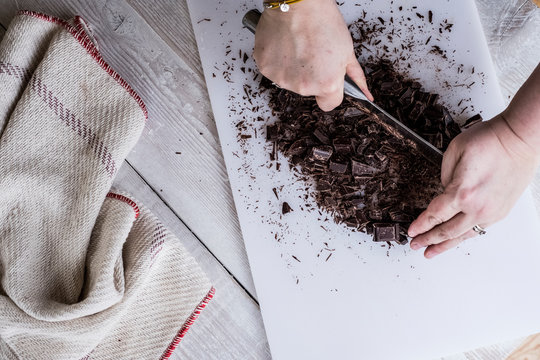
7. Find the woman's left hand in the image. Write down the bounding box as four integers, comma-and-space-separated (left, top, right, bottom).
408, 114, 540, 258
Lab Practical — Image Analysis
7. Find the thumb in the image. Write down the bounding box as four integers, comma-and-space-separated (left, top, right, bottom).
346, 54, 374, 102
315, 77, 345, 112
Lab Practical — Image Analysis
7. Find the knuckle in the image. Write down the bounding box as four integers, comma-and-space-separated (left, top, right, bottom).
321, 79, 341, 94
457, 187, 474, 207
296, 80, 312, 96
437, 229, 451, 240
475, 205, 489, 219
428, 215, 443, 226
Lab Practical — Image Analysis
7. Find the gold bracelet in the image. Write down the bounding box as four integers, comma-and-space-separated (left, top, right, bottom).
263, 0, 304, 12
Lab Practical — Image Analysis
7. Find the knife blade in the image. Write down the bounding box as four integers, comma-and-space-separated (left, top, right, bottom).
242, 9, 444, 167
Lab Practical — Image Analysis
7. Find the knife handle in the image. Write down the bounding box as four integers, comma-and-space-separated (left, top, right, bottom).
242, 9, 370, 102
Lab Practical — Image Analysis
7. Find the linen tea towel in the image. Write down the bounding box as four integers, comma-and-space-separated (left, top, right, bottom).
0, 11, 214, 360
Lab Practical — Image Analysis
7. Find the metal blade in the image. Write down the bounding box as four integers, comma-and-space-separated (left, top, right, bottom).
243, 9, 443, 166
358, 100, 444, 167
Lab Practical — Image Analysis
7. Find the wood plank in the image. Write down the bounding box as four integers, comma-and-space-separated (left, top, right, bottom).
507, 333, 540, 360
112, 162, 270, 359
475, 0, 540, 102
0, 0, 256, 297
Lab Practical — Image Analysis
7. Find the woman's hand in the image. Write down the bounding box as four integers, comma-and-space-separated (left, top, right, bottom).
408, 114, 540, 258
254, 0, 373, 111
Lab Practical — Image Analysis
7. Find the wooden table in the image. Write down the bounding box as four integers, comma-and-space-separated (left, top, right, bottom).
0, 1, 538, 359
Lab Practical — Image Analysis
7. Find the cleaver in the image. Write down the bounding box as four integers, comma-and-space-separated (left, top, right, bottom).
242, 9, 444, 167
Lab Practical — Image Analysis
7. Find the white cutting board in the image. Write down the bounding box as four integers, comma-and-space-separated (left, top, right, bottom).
186, 1, 540, 359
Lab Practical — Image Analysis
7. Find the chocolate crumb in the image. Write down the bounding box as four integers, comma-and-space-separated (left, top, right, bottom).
272, 187, 279, 200
282, 202, 293, 214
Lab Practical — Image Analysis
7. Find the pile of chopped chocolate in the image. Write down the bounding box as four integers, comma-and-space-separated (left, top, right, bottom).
363, 59, 462, 151
263, 60, 482, 245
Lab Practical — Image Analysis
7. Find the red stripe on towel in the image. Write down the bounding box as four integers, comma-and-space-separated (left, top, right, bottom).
31, 77, 118, 178
17, 10, 148, 121
160, 287, 216, 360
106, 193, 140, 219
0, 62, 31, 81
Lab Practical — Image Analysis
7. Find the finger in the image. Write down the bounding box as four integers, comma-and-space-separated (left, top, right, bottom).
408, 192, 460, 238
410, 212, 475, 250
346, 57, 374, 101
440, 139, 463, 188
315, 79, 344, 111
423, 229, 477, 259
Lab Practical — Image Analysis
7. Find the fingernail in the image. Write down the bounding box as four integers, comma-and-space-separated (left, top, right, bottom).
408, 231, 416, 237
410, 242, 420, 250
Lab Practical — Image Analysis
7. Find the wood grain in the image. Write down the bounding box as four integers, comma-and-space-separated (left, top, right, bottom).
508, 334, 540, 360
475, 0, 540, 102
0, 0, 256, 298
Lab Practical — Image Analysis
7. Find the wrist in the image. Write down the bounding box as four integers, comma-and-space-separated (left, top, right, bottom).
491, 114, 540, 164
263, 0, 335, 18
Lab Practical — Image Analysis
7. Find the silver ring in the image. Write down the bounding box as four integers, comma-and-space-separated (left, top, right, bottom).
271, 82, 281, 89
472, 224, 486, 235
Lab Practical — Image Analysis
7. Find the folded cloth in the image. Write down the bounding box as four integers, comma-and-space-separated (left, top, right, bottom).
0, 11, 214, 360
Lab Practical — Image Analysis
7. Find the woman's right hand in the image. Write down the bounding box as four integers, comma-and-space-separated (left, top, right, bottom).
254, 0, 373, 111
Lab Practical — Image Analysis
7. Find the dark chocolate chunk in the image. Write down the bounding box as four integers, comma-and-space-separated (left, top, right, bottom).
462, 114, 483, 129
287, 139, 307, 156
389, 210, 412, 223
369, 209, 383, 221
351, 160, 378, 176
266, 124, 279, 141
282, 202, 293, 214
329, 161, 348, 174
396, 234, 409, 245
313, 128, 330, 144
310, 146, 333, 162
343, 107, 363, 118
373, 223, 400, 242
333, 137, 353, 153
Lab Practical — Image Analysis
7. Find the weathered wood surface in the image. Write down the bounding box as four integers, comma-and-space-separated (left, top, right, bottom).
1, 0, 540, 359
507, 334, 540, 360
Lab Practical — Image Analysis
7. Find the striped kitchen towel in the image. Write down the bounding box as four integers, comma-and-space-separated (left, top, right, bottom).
0, 11, 214, 360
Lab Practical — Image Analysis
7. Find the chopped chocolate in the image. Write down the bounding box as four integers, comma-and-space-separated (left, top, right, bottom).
266, 124, 279, 141
262, 56, 469, 244
369, 209, 383, 221
310, 146, 333, 162
396, 234, 409, 245
333, 137, 353, 153
351, 160, 378, 176
389, 210, 412, 222
462, 114, 483, 129
282, 202, 293, 214
329, 161, 348, 174
313, 128, 331, 144
373, 223, 400, 242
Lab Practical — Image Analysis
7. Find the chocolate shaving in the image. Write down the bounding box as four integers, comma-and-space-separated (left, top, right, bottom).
282, 202, 293, 214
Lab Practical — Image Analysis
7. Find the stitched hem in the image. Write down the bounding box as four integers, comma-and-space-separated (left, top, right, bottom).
17, 10, 148, 120
106, 192, 140, 219
160, 286, 216, 360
